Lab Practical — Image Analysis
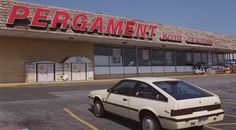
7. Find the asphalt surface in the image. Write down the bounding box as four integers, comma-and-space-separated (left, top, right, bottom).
0, 75, 236, 130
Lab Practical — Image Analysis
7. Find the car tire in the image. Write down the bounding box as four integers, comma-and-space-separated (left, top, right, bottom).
93, 100, 105, 118
194, 125, 204, 130
142, 115, 161, 130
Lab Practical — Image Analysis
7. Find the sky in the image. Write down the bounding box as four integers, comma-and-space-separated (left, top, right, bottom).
20, 0, 236, 36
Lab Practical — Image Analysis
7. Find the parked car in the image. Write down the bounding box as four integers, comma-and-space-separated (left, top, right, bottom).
88, 77, 224, 130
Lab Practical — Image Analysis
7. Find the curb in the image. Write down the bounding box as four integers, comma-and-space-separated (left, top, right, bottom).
0, 74, 235, 88
0, 79, 121, 88
170, 73, 236, 79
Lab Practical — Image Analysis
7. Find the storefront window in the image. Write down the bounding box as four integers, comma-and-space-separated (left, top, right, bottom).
186, 52, 193, 66
110, 47, 123, 66
176, 51, 187, 66
207, 53, 213, 65
193, 52, 201, 64
233, 53, 236, 62
226, 53, 233, 63
165, 50, 175, 66
152, 49, 164, 66
138, 48, 151, 66
124, 47, 137, 66
94, 46, 110, 66
212, 53, 218, 65
228, 53, 235, 62
218, 54, 225, 66
201, 52, 207, 65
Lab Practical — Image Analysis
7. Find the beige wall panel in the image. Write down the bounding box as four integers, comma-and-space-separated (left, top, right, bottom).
124, 74, 138, 78
0, 36, 93, 83
152, 73, 165, 77
94, 74, 110, 80
138, 73, 153, 77
110, 74, 125, 79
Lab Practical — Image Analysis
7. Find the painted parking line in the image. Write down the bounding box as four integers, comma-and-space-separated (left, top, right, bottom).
205, 114, 236, 129
225, 114, 236, 118
222, 102, 236, 105
209, 122, 236, 126
63, 108, 99, 130
205, 125, 221, 130
63, 108, 235, 130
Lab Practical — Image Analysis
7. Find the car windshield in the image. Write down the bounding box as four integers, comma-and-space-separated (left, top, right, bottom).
153, 81, 212, 100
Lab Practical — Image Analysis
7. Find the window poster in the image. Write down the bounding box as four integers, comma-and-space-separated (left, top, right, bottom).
187, 53, 192, 62
111, 48, 122, 65
26, 63, 36, 82
87, 63, 94, 80
166, 51, 172, 65
55, 64, 63, 82
208, 53, 213, 65
142, 50, 149, 60
71, 63, 86, 80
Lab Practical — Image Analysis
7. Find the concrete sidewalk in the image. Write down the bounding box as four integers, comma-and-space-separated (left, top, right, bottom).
0, 74, 235, 88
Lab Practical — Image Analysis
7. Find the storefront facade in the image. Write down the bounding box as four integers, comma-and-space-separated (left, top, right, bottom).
0, 0, 236, 83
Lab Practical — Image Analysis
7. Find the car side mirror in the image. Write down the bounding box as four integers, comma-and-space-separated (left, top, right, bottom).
107, 88, 112, 93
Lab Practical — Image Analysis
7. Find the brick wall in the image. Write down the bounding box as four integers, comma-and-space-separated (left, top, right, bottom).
0, 36, 93, 83
0, 0, 236, 51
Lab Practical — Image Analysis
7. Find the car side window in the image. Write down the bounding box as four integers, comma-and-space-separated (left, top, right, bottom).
134, 82, 167, 102
113, 80, 137, 96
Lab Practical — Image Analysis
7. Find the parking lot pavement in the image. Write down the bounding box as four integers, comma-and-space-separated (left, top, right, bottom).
0, 75, 235, 130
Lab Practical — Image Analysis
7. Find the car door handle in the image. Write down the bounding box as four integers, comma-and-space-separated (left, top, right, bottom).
123, 98, 128, 101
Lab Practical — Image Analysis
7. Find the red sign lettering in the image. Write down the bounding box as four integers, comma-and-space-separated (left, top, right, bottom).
30, 8, 51, 28
7, 5, 30, 25
136, 23, 147, 38
149, 25, 157, 39
72, 14, 88, 32
6, 4, 158, 41
105, 19, 124, 36
186, 37, 213, 46
50, 11, 70, 30
160, 34, 182, 42
123, 21, 136, 37
88, 16, 103, 33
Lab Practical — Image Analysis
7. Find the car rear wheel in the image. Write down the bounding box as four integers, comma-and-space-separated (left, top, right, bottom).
142, 115, 161, 130
194, 125, 204, 130
94, 100, 105, 117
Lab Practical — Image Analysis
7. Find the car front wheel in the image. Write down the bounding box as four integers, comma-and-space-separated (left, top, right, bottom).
142, 115, 161, 130
93, 100, 105, 117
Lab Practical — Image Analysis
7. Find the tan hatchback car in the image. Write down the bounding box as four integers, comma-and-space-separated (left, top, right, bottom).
88, 77, 224, 130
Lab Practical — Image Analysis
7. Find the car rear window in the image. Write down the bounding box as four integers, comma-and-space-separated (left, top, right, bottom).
153, 81, 212, 100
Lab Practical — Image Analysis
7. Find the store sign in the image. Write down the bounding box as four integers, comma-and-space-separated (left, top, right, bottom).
159, 34, 182, 42
159, 33, 213, 46
186, 37, 213, 46
6, 5, 157, 40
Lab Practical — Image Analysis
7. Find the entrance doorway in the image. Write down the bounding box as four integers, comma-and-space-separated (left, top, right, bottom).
71, 63, 86, 81
37, 63, 55, 82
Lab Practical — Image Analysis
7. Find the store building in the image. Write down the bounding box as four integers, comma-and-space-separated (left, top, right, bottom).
0, 0, 236, 83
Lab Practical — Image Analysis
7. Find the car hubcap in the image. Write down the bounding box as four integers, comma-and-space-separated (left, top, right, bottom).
143, 118, 155, 130
94, 103, 101, 116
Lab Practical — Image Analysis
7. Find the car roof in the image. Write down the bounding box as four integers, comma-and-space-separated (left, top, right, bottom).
125, 77, 180, 83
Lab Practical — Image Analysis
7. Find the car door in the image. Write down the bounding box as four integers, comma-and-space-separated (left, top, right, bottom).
104, 80, 137, 118
129, 82, 168, 121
